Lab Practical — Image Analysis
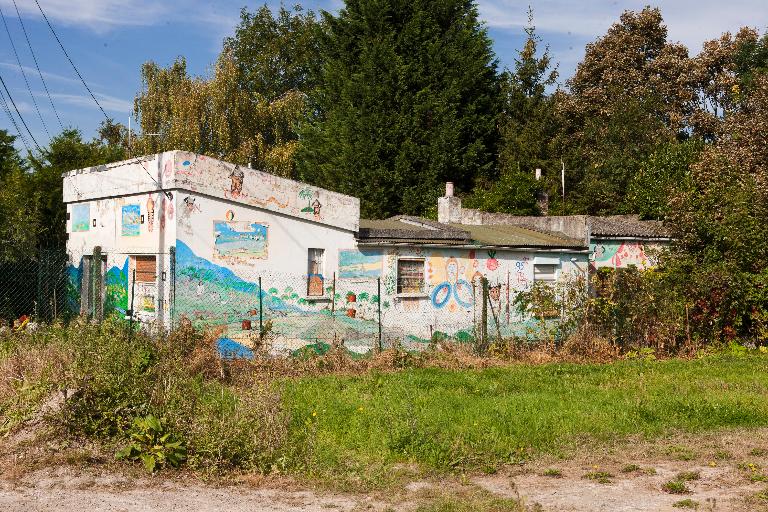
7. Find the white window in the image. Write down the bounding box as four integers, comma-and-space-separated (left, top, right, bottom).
533, 264, 558, 283
307, 248, 325, 296
397, 258, 424, 294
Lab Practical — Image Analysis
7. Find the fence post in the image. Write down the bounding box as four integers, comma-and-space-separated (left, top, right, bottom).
128, 268, 136, 340
169, 246, 176, 329
377, 277, 382, 351
258, 276, 263, 342
92, 246, 103, 322
331, 272, 336, 315
479, 277, 489, 354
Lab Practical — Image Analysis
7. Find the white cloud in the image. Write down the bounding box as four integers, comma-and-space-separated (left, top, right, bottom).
0, 61, 79, 85
47, 91, 131, 113
478, 0, 768, 53
1, 0, 170, 31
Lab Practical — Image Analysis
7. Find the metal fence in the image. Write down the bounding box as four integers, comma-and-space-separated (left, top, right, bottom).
0, 248, 74, 325
1, 247, 556, 355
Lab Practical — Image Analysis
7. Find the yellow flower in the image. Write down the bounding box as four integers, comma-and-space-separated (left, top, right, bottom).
709, 461, 717, 467
312, 411, 317, 417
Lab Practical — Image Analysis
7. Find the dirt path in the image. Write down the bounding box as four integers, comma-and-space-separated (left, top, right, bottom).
2, 429, 768, 511
0, 468, 386, 512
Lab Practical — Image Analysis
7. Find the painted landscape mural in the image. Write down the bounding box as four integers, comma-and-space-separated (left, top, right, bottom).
172, 241, 572, 356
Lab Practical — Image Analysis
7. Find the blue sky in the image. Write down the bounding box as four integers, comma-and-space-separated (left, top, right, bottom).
1, 0, 766, 152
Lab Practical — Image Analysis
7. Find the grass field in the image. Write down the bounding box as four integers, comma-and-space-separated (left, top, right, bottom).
3, 322, 768, 497
281, 355, 768, 481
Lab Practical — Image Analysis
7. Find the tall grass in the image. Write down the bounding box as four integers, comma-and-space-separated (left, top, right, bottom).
2, 321, 768, 484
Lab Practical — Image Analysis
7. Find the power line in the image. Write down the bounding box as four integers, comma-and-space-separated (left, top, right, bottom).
0, 84, 31, 153
0, 3, 49, 139
0, 72, 42, 152
33, 0, 108, 120
11, 0, 63, 131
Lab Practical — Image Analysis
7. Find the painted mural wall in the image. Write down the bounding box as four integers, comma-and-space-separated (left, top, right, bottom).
172, 189, 364, 352
66, 189, 176, 324
173, 198, 588, 354
170, 151, 359, 232
590, 240, 667, 270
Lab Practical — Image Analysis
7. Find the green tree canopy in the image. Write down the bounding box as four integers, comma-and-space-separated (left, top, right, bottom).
28, 128, 125, 248
464, 9, 558, 215
133, 5, 322, 178
297, 0, 501, 218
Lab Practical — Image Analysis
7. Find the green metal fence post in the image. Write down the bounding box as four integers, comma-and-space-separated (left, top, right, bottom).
377, 277, 382, 351
169, 246, 176, 329
258, 276, 263, 343
92, 246, 103, 322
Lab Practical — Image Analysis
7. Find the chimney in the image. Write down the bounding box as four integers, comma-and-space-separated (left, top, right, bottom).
438, 182, 462, 224
535, 168, 549, 216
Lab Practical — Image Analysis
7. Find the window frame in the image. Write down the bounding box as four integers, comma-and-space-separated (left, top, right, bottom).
533, 263, 558, 283
396, 257, 426, 296
306, 248, 326, 297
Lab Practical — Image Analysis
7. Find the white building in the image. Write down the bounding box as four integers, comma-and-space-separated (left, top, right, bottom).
64, 151, 591, 354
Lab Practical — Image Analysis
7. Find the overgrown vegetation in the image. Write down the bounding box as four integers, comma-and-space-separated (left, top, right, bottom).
3, 321, 768, 485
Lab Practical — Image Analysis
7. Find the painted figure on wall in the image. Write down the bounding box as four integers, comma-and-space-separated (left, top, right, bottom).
213, 221, 268, 263
229, 168, 244, 198
121, 205, 141, 237
430, 256, 473, 311
180, 196, 201, 235
592, 242, 650, 269
71, 203, 90, 232
146, 197, 155, 232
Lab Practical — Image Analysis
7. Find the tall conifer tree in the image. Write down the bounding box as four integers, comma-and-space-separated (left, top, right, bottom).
298, 0, 500, 218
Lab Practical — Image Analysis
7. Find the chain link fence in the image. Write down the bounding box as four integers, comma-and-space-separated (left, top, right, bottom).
2, 247, 568, 355
0, 248, 74, 327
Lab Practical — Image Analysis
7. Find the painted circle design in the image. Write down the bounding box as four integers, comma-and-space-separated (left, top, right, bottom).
225, 210, 235, 221
430, 282, 451, 309
453, 280, 473, 308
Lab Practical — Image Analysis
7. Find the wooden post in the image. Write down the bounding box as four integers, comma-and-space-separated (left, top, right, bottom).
128, 267, 136, 340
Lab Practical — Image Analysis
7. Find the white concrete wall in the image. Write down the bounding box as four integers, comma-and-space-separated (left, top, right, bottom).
175, 190, 356, 278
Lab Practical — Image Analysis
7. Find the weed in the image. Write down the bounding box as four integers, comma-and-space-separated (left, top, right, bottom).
542, 468, 562, 478
713, 449, 732, 460
115, 415, 186, 472
643, 467, 658, 475
672, 499, 699, 509
583, 471, 613, 484
675, 471, 700, 482
621, 464, 641, 473
750, 448, 768, 457
755, 486, 768, 501
666, 446, 696, 461
662, 480, 691, 494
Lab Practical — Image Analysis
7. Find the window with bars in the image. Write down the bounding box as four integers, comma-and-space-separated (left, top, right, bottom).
307, 248, 325, 296
397, 258, 424, 294
131, 255, 157, 283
